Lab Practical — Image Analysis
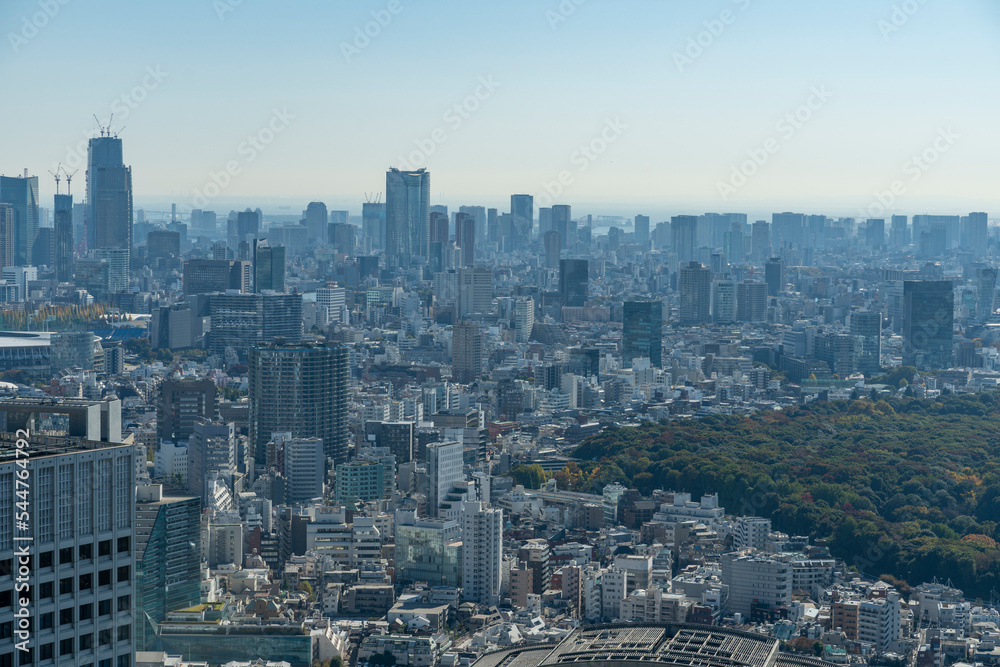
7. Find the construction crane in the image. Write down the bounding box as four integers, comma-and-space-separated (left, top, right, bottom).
62, 167, 78, 194
48, 163, 62, 195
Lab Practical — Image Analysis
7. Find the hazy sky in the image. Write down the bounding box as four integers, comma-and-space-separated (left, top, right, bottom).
3, 0, 999, 219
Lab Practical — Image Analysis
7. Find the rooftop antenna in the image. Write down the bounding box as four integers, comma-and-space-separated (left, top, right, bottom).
48, 163, 62, 194
62, 167, 79, 195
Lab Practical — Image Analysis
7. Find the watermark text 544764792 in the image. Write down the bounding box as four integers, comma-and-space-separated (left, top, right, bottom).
14, 429, 32, 654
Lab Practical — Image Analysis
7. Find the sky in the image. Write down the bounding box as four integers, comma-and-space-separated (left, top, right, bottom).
2, 0, 999, 220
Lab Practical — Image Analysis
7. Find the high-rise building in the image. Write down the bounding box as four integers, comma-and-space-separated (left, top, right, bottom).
190, 209, 217, 236
329, 222, 356, 256
903, 280, 954, 370
92, 247, 129, 294
721, 552, 792, 616
386, 168, 430, 270
514, 297, 534, 344
183, 259, 251, 294
543, 231, 561, 269
87, 136, 133, 270
253, 238, 286, 292
187, 419, 236, 501
157, 379, 218, 443
362, 201, 386, 250
426, 440, 464, 518
334, 456, 393, 506
459, 205, 487, 242
737, 281, 767, 323
135, 484, 202, 652
671, 215, 698, 262
539, 207, 553, 235
890, 215, 908, 249
0, 204, 14, 269
0, 174, 40, 267
712, 278, 737, 324
304, 201, 328, 246
456, 212, 476, 267
967, 212, 988, 257
634, 214, 650, 245
285, 437, 325, 503
249, 343, 350, 465
559, 258, 589, 308
452, 320, 483, 384
54, 193, 74, 282
866, 219, 885, 249
458, 266, 492, 319
207, 292, 303, 354
850, 310, 882, 376
552, 204, 572, 250
316, 286, 347, 324
976, 266, 998, 322
511, 194, 534, 250
772, 212, 805, 250
461, 501, 503, 605
622, 301, 663, 368
679, 261, 711, 325
751, 221, 771, 263
0, 431, 136, 667
394, 513, 461, 587
364, 420, 414, 463
764, 257, 784, 296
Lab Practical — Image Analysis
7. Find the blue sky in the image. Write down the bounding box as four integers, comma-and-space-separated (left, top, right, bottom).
2, 0, 998, 219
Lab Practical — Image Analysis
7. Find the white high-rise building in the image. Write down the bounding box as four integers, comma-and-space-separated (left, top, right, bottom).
426, 440, 464, 518
734, 516, 771, 552
720, 552, 792, 617
285, 437, 325, 503
317, 286, 347, 324
712, 278, 737, 324
461, 501, 503, 605
514, 297, 534, 344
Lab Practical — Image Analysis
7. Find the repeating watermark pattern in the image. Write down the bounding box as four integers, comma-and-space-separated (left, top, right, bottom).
396, 75, 502, 171
546, 0, 587, 31
51, 66, 169, 173
191, 108, 295, 208
856, 126, 959, 219
341, 0, 410, 63
13, 429, 32, 654
536, 117, 627, 207
673, 0, 752, 72
8, 0, 72, 53
214, 0, 242, 21
716, 85, 833, 202
878, 0, 930, 40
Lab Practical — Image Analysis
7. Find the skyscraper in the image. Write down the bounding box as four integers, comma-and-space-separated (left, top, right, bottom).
634, 214, 650, 245
249, 343, 350, 465
751, 220, 771, 263
671, 215, 698, 262
543, 231, 561, 269
304, 201, 328, 246
559, 258, 589, 308
253, 238, 286, 292
679, 261, 712, 325
452, 320, 483, 384
967, 212, 988, 257
458, 266, 492, 319
285, 437, 325, 503
87, 135, 133, 269
511, 194, 534, 250
157, 378, 218, 443
0, 174, 39, 267
456, 212, 476, 267
386, 167, 430, 270
712, 277, 737, 324
737, 280, 767, 323
976, 266, 998, 322
850, 310, 882, 375
426, 440, 463, 518
903, 280, 954, 370
866, 219, 885, 250
622, 300, 663, 368
0, 204, 15, 269
514, 297, 534, 344
187, 419, 236, 502
890, 215, 908, 249
461, 501, 503, 605
764, 257, 784, 296
552, 204, 572, 250
362, 201, 386, 250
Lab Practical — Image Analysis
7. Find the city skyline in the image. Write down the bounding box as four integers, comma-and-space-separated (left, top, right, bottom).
2, 0, 999, 217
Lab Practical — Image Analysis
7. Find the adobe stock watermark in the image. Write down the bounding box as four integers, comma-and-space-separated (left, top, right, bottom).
191, 108, 295, 208
674, 0, 752, 72
13, 429, 32, 655
214, 0, 242, 21
716, 85, 833, 202
878, 0, 930, 40
857, 127, 959, 219
8, 0, 72, 54
341, 0, 410, 63
546, 0, 586, 31
397, 75, 502, 171
51, 66, 169, 173
536, 117, 628, 207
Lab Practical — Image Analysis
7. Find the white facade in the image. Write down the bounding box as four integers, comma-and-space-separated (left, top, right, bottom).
426, 440, 463, 518
461, 501, 503, 605
720, 552, 792, 616
285, 437, 324, 503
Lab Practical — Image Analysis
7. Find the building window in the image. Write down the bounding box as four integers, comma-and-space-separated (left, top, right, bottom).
79, 603, 93, 621
79, 573, 92, 590
98, 599, 111, 616
17, 649, 32, 666
39, 581, 52, 599
79, 634, 93, 651
98, 629, 112, 646
117, 595, 130, 612
59, 577, 73, 595
98, 569, 112, 587
79, 543, 93, 560
116, 565, 129, 583
40, 612, 54, 630
39, 551, 53, 568
117, 624, 129, 641
59, 638, 74, 656
117, 536, 129, 553
59, 608, 73, 625
39, 644, 54, 661
98, 540, 112, 557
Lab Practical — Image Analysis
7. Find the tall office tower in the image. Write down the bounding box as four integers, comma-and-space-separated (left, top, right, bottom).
183, 259, 251, 294
511, 194, 534, 250
679, 261, 712, 325
86, 136, 133, 269
207, 292, 303, 354
461, 501, 503, 605
429, 211, 449, 244
967, 212, 989, 256
459, 205, 487, 241
736, 280, 767, 323
622, 300, 663, 368
187, 419, 236, 500
456, 212, 476, 267
0, 174, 39, 267
487, 208, 500, 245
890, 215, 908, 250
147, 229, 180, 258
552, 204, 572, 250
538, 207, 553, 235
190, 209, 217, 236
329, 222, 356, 256
514, 297, 534, 344
866, 218, 886, 250
426, 440, 464, 517
850, 310, 882, 375
559, 258, 589, 307
764, 257, 784, 296
284, 437, 325, 503
249, 343, 349, 465
670, 215, 698, 262
158, 379, 218, 443
234, 208, 261, 248
712, 278, 737, 324
92, 247, 130, 293
135, 484, 201, 651
0, 204, 13, 268
751, 220, 771, 263
725, 220, 745, 263
772, 212, 805, 250
253, 238, 286, 292
458, 266, 492, 319
317, 286, 347, 324
452, 320, 483, 384
903, 280, 954, 370
913, 215, 960, 254
543, 231, 561, 269
304, 201, 328, 246
634, 214, 650, 245
386, 167, 430, 269
54, 194, 74, 282
977, 267, 998, 322
362, 201, 386, 250
0, 431, 135, 666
